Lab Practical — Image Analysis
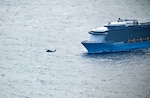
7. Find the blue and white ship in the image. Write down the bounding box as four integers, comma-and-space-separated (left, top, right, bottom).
81, 18, 150, 53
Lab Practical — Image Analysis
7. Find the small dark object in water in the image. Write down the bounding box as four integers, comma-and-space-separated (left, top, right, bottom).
46, 49, 56, 52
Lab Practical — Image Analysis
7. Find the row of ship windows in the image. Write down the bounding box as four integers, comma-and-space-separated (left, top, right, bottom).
127, 37, 149, 43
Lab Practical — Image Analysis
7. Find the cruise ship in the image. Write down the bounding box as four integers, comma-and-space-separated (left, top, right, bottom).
81, 18, 150, 53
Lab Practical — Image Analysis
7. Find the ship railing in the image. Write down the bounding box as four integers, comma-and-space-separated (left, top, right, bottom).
82, 40, 104, 43
118, 18, 138, 22
139, 22, 150, 26
117, 18, 139, 26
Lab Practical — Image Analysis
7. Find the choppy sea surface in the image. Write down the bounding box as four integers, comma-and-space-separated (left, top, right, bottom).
0, 0, 150, 98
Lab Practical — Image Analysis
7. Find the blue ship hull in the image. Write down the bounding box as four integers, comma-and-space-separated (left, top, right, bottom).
82, 41, 150, 53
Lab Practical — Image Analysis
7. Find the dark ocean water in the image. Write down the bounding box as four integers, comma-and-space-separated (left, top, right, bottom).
0, 0, 150, 98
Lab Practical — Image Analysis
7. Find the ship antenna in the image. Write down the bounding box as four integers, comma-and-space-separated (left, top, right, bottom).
118, 18, 121, 22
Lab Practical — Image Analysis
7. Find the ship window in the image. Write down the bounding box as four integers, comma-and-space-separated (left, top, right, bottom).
89, 34, 106, 43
